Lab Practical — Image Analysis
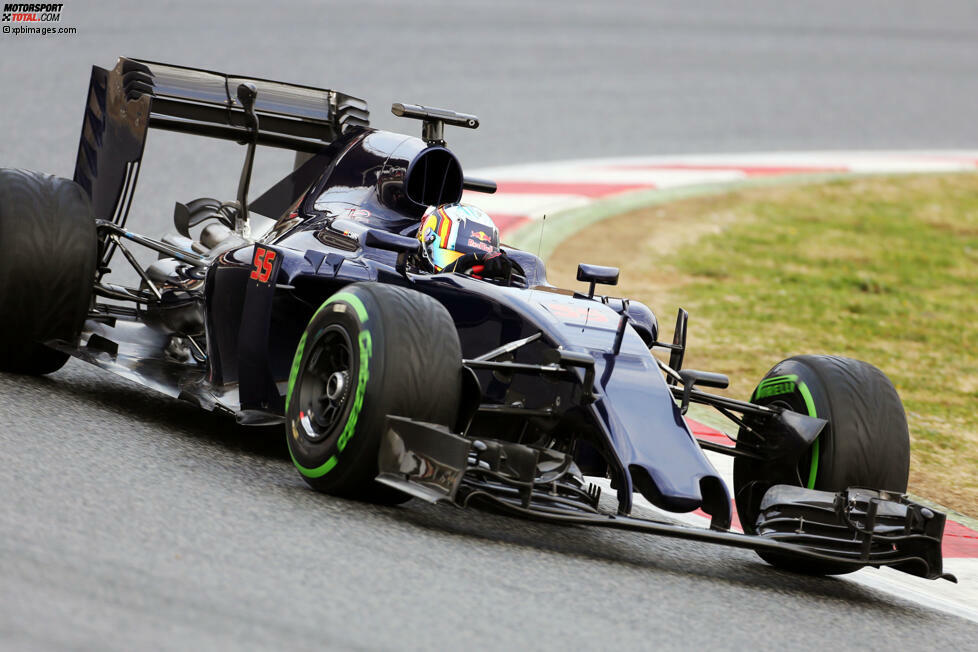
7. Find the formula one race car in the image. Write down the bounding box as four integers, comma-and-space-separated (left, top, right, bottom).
0, 57, 954, 582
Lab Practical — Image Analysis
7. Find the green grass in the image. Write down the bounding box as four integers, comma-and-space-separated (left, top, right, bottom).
548, 173, 978, 514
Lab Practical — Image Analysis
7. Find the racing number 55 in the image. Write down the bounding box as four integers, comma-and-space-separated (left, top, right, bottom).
250, 247, 277, 283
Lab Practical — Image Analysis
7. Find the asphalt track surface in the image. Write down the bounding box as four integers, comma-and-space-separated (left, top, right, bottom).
2, 1, 978, 649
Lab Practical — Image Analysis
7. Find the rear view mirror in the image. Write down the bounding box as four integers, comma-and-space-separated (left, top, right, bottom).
577, 263, 619, 298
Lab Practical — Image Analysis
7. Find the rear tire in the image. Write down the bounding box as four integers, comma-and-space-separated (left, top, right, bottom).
0, 169, 96, 374
734, 354, 910, 575
285, 283, 462, 504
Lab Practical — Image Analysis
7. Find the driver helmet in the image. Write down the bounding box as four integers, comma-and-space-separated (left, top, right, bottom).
416, 203, 500, 271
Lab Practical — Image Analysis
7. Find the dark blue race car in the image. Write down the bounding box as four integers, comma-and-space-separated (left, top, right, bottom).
0, 58, 954, 582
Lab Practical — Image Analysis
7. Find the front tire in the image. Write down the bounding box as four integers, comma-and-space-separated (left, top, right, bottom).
285, 282, 462, 503
734, 354, 910, 575
0, 168, 96, 374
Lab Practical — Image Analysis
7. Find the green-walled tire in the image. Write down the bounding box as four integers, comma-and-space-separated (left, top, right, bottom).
734, 354, 910, 575
285, 282, 462, 503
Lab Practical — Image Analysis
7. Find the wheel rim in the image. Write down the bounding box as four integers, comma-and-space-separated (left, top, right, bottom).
295, 325, 354, 443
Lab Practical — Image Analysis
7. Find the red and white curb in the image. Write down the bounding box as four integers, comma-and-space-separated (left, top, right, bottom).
464, 150, 978, 621
464, 150, 978, 233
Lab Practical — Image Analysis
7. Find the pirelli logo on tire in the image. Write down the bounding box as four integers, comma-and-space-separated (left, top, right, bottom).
755, 375, 798, 399
2, 3, 63, 22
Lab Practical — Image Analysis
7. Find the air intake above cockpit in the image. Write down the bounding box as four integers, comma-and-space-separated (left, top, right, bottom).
405, 147, 464, 208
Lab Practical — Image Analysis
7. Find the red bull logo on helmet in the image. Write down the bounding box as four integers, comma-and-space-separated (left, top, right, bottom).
466, 229, 494, 252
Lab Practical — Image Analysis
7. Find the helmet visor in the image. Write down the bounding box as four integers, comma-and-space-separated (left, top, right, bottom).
429, 247, 464, 271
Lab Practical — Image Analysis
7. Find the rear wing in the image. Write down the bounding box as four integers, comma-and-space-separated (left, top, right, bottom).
73, 56, 369, 224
